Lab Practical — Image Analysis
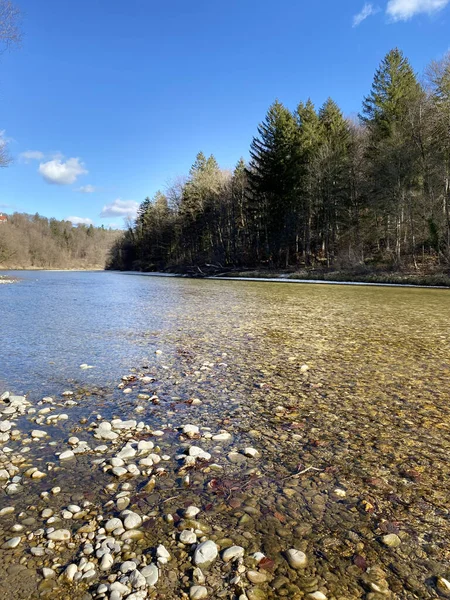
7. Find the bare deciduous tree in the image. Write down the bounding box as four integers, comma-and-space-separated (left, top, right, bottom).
0, 0, 21, 52
0, 1, 21, 166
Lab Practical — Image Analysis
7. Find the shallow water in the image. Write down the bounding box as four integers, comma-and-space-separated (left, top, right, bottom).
1, 271, 450, 599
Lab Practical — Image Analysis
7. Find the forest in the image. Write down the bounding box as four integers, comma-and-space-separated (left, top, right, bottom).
0, 213, 120, 269
107, 49, 450, 279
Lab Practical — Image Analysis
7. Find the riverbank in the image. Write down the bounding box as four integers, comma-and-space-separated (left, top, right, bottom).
118, 268, 450, 288
208, 267, 450, 288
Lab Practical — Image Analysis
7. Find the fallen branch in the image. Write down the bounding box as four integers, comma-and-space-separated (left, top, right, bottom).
283, 466, 322, 480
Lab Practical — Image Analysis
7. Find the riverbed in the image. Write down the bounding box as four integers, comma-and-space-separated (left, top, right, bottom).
0, 271, 449, 600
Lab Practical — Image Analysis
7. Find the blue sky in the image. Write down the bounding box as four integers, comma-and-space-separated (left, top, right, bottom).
1, 0, 449, 228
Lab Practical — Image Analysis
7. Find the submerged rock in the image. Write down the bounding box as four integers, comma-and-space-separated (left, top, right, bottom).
194, 540, 218, 569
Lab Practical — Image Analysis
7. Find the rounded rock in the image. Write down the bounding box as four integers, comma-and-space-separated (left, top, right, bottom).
285, 548, 307, 569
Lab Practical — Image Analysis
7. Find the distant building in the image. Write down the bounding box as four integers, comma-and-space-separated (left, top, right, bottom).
0, 213, 7, 224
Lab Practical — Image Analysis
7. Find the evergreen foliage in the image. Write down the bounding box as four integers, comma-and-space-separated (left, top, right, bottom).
107, 50, 450, 273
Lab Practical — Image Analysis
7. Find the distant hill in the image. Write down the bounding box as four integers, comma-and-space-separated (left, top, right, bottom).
0, 212, 121, 269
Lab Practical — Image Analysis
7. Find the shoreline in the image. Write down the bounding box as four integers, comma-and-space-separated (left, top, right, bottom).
117, 270, 450, 289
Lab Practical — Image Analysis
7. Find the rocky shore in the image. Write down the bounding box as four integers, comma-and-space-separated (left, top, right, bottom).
1, 343, 450, 599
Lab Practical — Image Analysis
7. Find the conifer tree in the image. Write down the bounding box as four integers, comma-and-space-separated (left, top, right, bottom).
248, 101, 299, 264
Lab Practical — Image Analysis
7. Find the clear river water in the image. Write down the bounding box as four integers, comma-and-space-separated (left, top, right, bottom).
0, 271, 449, 600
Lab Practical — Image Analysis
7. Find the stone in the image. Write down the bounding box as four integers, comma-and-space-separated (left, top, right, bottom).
183, 424, 200, 438
31, 430, 47, 439
59, 450, 75, 460
117, 445, 137, 460
222, 545, 245, 562
381, 534, 401, 548
47, 529, 71, 541
42, 568, 56, 579
141, 563, 158, 586
2, 536, 21, 549
100, 553, 114, 571
124, 512, 142, 530
180, 530, 197, 545
184, 505, 200, 518
190, 586, 208, 599
120, 561, 137, 573
243, 447, 260, 458
189, 446, 211, 460
212, 432, 232, 441
129, 569, 146, 589
137, 440, 154, 455
0, 506, 15, 517
285, 549, 308, 569
307, 594, 327, 600
193, 541, 218, 569
112, 467, 128, 477
156, 544, 171, 561
247, 570, 267, 583
63, 564, 77, 581
106, 518, 123, 532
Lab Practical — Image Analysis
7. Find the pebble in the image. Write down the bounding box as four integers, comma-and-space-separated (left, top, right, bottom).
117, 445, 137, 460
120, 561, 137, 573
2, 536, 21, 549
285, 548, 308, 569
0, 506, 15, 517
183, 424, 200, 438
222, 545, 245, 562
124, 512, 142, 530
190, 585, 208, 599
63, 564, 78, 581
381, 533, 401, 548
180, 530, 197, 545
212, 432, 231, 441
100, 553, 114, 570
47, 529, 71, 541
31, 430, 47, 439
243, 447, 259, 458
141, 563, 158, 586
106, 518, 123, 532
184, 505, 200, 518
59, 450, 75, 460
247, 570, 267, 583
194, 540, 218, 568
307, 594, 327, 600
42, 567, 56, 579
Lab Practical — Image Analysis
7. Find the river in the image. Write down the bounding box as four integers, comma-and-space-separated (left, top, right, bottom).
0, 271, 449, 600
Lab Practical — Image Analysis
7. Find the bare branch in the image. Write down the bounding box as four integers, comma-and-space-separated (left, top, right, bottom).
0, 0, 22, 53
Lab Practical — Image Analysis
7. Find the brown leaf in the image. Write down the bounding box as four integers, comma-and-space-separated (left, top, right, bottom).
259, 557, 275, 571
353, 554, 367, 571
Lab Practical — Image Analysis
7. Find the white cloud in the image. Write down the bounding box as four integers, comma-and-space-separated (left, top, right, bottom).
77, 184, 96, 193
353, 3, 378, 25
67, 216, 94, 226
20, 150, 45, 162
100, 199, 139, 219
39, 157, 88, 185
386, 0, 449, 20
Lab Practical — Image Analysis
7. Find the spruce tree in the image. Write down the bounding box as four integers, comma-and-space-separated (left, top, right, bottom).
361, 49, 422, 262
248, 100, 299, 264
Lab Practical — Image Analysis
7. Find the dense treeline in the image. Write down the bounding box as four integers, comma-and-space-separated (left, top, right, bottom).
108, 49, 450, 273
0, 213, 120, 269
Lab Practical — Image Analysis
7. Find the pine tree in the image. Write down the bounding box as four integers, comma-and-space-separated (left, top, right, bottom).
361, 48, 422, 263
248, 100, 299, 264
296, 99, 322, 263
317, 98, 351, 265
